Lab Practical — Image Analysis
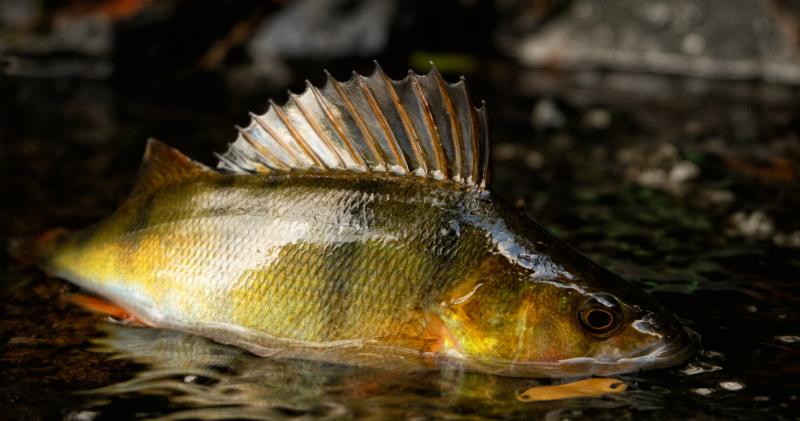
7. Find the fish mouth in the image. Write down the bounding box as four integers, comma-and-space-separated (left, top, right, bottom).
556, 326, 700, 377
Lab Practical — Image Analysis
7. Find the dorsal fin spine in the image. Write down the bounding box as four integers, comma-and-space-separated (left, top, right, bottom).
307, 81, 367, 170
214, 152, 235, 171
271, 98, 327, 170
217, 63, 491, 190
355, 73, 408, 172
262, 103, 309, 167
463, 78, 480, 184
376, 67, 429, 175
410, 73, 448, 179
432, 65, 464, 182
451, 76, 479, 184
288, 93, 346, 170
251, 111, 302, 169
236, 125, 284, 172
477, 104, 490, 188
326, 71, 387, 169
226, 146, 255, 172
214, 149, 241, 172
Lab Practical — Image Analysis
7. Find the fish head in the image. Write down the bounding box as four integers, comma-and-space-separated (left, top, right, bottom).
538, 282, 697, 377
437, 213, 696, 377
564, 279, 698, 377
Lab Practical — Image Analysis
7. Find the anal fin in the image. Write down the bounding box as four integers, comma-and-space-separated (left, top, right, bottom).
69, 294, 145, 326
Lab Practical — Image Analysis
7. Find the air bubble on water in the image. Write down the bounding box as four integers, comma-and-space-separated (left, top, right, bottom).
680, 364, 701, 375
693, 388, 714, 396
720, 381, 744, 391
754, 396, 770, 402
775, 335, 800, 343
680, 363, 722, 376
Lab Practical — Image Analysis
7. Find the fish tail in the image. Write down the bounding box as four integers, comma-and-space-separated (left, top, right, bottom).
8, 228, 71, 266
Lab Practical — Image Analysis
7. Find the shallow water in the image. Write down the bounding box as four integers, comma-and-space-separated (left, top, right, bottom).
1, 67, 799, 419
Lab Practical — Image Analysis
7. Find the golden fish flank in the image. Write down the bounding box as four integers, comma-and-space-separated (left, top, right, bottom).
33, 64, 696, 377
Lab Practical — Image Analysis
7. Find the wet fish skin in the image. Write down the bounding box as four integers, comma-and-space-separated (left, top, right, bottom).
40, 170, 691, 376
47, 173, 484, 345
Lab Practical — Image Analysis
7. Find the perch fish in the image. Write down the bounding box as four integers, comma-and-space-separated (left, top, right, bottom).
22, 65, 695, 377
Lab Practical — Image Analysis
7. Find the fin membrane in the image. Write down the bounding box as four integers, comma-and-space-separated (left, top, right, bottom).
217, 63, 491, 188
129, 139, 211, 200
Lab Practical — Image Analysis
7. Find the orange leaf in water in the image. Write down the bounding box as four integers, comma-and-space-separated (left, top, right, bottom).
517, 378, 627, 402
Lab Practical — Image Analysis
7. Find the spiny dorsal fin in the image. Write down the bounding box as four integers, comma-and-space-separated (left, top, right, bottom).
129, 138, 211, 200
216, 63, 491, 189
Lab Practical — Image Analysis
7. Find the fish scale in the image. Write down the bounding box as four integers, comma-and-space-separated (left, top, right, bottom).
107, 176, 462, 344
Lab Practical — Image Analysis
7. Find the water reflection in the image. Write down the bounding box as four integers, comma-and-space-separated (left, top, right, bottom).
81, 322, 651, 420
72, 315, 792, 419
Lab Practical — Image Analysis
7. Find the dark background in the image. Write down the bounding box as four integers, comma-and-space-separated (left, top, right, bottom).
1, 0, 799, 419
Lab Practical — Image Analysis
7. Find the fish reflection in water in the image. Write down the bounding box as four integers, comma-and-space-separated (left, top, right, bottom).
80, 322, 675, 420
86, 322, 357, 419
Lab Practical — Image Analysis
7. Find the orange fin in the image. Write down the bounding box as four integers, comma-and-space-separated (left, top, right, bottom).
69, 294, 145, 326
422, 313, 461, 355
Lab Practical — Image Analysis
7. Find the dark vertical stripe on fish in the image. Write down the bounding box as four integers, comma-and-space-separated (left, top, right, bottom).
321, 241, 359, 338
126, 192, 157, 237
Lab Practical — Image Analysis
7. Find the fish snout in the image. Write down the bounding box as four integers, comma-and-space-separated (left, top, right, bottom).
626, 310, 698, 369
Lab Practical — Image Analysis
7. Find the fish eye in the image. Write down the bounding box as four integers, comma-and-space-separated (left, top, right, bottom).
578, 294, 622, 337
584, 308, 614, 330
